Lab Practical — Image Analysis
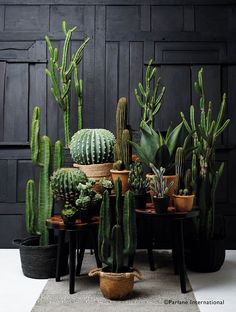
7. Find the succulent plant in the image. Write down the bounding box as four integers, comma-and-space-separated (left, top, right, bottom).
112, 160, 124, 171
149, 164, 174, 198
98, 178, 136, 273
135, 59, 165, 129
51, 168, 87, 204
61, 205, 77, 225
70, 128, 115, 165
26, 106, 64, 246
45, 21, 89, 147
99, 177, 113, 193
128, 160, 148, 195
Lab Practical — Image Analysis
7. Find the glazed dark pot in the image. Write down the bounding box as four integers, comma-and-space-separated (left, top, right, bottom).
134, 193, 147, 210
153, 196, 169, 214
61, 213, 77, 227
186, 238, 225, 273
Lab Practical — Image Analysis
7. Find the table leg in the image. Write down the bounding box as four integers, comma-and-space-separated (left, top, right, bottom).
175, 219, 187, 293
56, 230, 65, 282
171, 220, 178, 275
90, 227, 102, 268
69, 231, 76, 294
146, 215, 155, 271
76, 231, 86, 276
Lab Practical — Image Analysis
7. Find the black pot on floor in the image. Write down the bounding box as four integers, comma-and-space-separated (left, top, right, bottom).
13, 236, 69, 279
186, 238, 225, 273
153, 196, 169, 214
134, 193, 147, 210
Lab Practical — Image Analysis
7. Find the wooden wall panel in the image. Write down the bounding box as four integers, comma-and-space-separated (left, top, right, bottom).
151, 6, 183, 32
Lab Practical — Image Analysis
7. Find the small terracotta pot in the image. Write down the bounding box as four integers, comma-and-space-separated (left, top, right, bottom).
110, 169, 130, 194
173, 194, 195, 212
89, 267, 143, 300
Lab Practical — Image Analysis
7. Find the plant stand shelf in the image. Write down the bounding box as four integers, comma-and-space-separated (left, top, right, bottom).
46, 216, 102, 294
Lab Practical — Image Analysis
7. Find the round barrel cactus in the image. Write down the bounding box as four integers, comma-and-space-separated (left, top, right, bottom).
51, 168, 87, 203
70, 129, 115, 165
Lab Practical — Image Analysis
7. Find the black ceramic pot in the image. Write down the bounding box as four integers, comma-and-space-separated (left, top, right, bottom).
134, 193, 147, 210
153, 196, 169, 214
186, 238, 225, 273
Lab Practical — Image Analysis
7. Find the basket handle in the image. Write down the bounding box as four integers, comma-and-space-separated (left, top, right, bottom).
132, 268, 143, 280
12, 239, 23, 246
88, 267, 102, 277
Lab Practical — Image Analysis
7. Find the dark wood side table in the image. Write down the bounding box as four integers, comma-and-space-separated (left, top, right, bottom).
135, 205, 199, 294
46, 216, 102, 294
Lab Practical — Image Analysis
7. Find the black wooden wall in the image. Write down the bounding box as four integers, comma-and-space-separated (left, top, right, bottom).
0, 0, 236, 248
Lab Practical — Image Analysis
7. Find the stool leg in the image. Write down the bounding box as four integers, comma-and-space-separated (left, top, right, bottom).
90, 227, 102, 268
171, 220, 178, 275
175, 219, 187, 293
56, 230, 65, 282
69, 231, 76, 294
76, 231, 86, 276
146, 216, 155, 271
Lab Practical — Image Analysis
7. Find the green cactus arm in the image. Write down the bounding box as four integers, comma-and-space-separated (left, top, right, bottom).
53, 140, 64, 171
215, 119, 230, 138
26, 179, 37, 235
123, 191, 136, 256
30, 106, 40, 165
115, 178, 122, 224
61, 25, 76, 74
111, 225, 124, 273
135, 88, 145, 108
74, 66, 83, 130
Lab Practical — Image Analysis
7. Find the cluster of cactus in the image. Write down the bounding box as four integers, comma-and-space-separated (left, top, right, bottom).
76, 180, 102, 211
70, 129, 115, 164
26, 106, 64, 246
113, 97, 132, 170
178, 169, 192, 196
45, 21, 89, 147
98, 178, 136, 273
50, 168, 87, 204
128, 159, 148, 195
181, 68, 230, 239
135, 59, 165, 129
149, 164, 174, 198
99, 177, 113, 193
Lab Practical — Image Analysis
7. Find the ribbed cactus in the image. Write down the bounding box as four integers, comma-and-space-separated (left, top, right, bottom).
181, 68, 230, 239
98, 178, 137, 273
175, 147, 185, 193
113, 97, 132, 169
135, 59, 165, 129
45, 21, 89, 147
51, 168, 87, 203
70, 129, 115, 164
128, 160, 148, 194
25, 106, 64, 246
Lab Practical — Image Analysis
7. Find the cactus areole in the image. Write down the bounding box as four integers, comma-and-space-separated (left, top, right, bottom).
70, 129, 115, 165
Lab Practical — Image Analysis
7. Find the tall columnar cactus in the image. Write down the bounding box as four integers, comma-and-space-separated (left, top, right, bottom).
51, 168, 87, 203
70, 129, 115, 164
113, 97, 132, 169
45, 20, 90, 147
135, 59, 165, 129
180, 68, 230, 239
25, 106, 63, 246
98, 178, 136, 273
175, 147, 185, 193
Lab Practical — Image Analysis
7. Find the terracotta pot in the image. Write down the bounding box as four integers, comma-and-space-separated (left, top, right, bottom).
89, 267, 142, 300
110, 170, 130, 194
173, 194, 195, 212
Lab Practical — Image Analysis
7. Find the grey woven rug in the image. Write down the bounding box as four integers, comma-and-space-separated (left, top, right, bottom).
32, 251, 199, 312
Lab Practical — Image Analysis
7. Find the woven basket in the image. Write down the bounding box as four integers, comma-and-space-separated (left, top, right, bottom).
89, 267, 143, 300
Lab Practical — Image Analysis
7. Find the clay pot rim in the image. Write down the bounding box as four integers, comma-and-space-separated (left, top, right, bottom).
173, 194, 195, 199
73, 162, 113, 168
110, 169, 130, 174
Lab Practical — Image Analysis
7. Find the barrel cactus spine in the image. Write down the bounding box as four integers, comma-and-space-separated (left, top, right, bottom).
98, 178, 136, 272
70, 129, 115, 165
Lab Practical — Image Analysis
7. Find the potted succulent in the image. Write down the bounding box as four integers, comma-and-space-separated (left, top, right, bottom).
13, 106, 68, 279
99, 177, 113, 194
181, 68, 230, 272
128, 159, 149, 209
149, 164, 174, 214
76, 180, 102, 223
61, 204, 77, 227
70, 128, 115, 183
88, 178, 142, 300
110, 97, 132, 194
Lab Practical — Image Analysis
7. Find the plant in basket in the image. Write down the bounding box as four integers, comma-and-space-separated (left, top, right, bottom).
128, 159, 149, 209
88, 178, 142, 300
149, 164, 174, 214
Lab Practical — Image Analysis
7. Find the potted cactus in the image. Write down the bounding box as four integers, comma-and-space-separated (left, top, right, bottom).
88, 178, 142, 300
70, 128, 115, 185
110, 97, 132, 194
99, 177, 113, 194
181, 68, 230, 272
61, 204, 77, 227
13, 106, 68, 279
149, 164, 174, 213
128, 159, 149, 209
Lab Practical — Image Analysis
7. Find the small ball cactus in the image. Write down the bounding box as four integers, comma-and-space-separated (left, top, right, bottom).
70, 129, 115, 165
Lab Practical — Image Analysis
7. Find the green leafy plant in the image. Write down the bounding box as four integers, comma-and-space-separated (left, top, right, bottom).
70, 129, 115, 164
113, 97, 132, 170
149, 164, 174, 198
98, 178, 136, 273
180, 68, 230, 239
45, 20, 90, 147
135, 59, 165, 128
26, 106, 63, 246
128, 160, 148, 195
